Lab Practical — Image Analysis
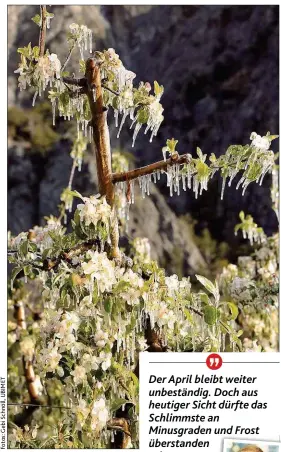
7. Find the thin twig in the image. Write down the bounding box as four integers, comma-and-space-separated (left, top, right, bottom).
8, 402, 72, 410
101, 83, 120, 96
39, 6, 47, 57
62, 76, 87, 87
68, 159, 77, 190
188, 306, 203, 317
61, 41, 77, 73
112, 153, 191, 184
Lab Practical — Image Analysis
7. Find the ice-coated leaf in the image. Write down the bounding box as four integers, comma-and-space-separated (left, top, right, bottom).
11, 267, 22, 283
111, 397, 128, 412
226, 302, 239, 320
196, 275, 219, 301
203, 306, 219, 325
31, 14, 41, 26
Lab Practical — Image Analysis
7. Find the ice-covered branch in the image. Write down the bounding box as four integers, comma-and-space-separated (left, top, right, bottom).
112, 153, 191, 184
39, 6, 47, 57
62, 76, 87, 87
61, 40, 78, 72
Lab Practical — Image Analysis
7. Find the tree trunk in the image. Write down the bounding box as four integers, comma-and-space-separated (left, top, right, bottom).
85, 59, 120, 257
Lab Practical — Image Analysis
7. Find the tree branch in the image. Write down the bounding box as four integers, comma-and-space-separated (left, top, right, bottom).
101, 83, 120, 96
39, 6, 47, 57
62, 76, 87, 87
112, 153, 191, 184
61, 41, 77, 73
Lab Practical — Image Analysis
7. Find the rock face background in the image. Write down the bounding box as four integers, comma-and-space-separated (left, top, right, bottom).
8, 5, 279, 275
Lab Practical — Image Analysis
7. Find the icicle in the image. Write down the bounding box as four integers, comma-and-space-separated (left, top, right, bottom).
89, 126, 93, 143
46, 16, 51, 29
153, 172, 157, 183
193, 177, 199, 199
32, 91, 38, 107
117, 112, 128, 138
192, 331, 196, 351
166, 166, 173, 197
182, 174, 186, 191
131, 180, 135, 204
236, 176, 244, 190
132, 123, 142, 147
89, 30, 93, 53
242, 180, 250, 196
114, 109, 119, 127
221, 177, 226, 200
175, 164, 180, 195
125, 203, 130, 221
146, 174, 151, 195
221, 333, 226, 352
111, 431, 115, 443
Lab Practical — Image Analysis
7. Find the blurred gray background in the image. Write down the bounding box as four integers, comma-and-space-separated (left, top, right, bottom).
8, 5, 279, 276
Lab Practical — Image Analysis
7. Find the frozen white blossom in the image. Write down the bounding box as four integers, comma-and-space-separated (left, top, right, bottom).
70, 365, 87, 385
99, 351, 112, 371
250, 132, 270, 151
91, 397, 109, 431
77, 196, 111, 228
82, 251, 116, 293
94, 330, 109, 347
75, 399, 90, 430
81, 353, 99, 371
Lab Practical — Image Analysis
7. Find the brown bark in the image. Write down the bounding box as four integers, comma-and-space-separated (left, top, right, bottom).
39, 6, 47, 57
85, 58, 120, 257
112, 153, 191, 184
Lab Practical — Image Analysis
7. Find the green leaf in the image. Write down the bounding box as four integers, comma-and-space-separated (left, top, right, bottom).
239, 211, 245, 221
226, 302, 239, 320
31, 14, 41, 26
42, 248, 50, 260
137, 107, 149, 124
29, 241, 38, 253
104, 298, 112, 314
268, 135, 279, 141
19, 240, 28, 257
154, 81, 164, 99
33, 46, 39, 59
203, 306, 219, 325
11, 267, 22, 283
196, 147, 203, 159
184, 308, 194, 324
111, 398, 128, 412
129, 371, 139, 389
166, 138, 178, 155
79, 60, 86, 74
195, 275, 219, 301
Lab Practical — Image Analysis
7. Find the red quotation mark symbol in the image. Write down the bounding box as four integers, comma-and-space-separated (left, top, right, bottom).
206, 353, 223, 370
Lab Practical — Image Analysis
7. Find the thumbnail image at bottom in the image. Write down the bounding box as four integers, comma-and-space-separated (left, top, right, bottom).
224, 441, 280, 452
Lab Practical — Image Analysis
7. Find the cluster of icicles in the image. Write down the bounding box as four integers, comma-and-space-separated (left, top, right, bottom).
68, 23, 93, 60
77, 28, 93, 60
114, 104, 163, 148
50, 84, 94, 144
219, 150, 274, 200
104, 60, 163, 146
235, 227, 266, 246
116, 164, 211, 222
